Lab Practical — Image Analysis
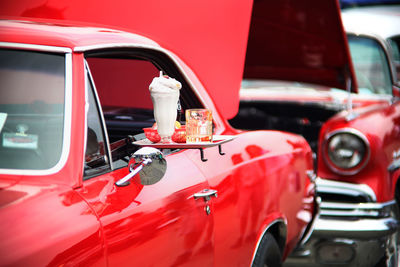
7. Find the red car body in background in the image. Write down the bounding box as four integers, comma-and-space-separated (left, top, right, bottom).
0, 1, 326, 266
229, 2, 400, 267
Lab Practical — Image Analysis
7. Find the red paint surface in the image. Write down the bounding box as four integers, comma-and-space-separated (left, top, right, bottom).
0, 19, 315, 266
318, 102, 400, 202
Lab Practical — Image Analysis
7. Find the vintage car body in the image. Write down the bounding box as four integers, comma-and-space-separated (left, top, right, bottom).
229, 3, 400, 267
0, 17, 316, 267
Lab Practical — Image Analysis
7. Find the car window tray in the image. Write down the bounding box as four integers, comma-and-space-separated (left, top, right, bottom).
133, 135, 235, 161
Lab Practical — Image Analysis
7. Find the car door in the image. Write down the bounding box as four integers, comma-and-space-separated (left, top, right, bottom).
77, 62, 215, 266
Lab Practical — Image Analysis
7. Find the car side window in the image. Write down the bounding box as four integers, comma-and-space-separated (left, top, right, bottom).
0, 49, 65, 171
84, 50, 204, 172
84, 72, 111, 179
388, 36, 400, 82
348, 35, 392, 95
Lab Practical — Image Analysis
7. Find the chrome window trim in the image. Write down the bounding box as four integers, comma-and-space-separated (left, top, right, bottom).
0, 49, 72, 175
74, 43, 159, 53
84, 60, 114, 171
250, 218, 286, 266
0, 42, 72, 53
323, 128, 371, 176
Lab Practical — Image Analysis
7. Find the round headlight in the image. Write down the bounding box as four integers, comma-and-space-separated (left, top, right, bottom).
324, 129, 370, 175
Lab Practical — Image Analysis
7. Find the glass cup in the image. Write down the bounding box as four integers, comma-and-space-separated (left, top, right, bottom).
151, 90, 179, 143
185, 109, 213, 143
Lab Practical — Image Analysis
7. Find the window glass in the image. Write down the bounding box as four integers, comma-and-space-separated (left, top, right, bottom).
388, 36, 400, 81
0, 49, 65, 170
348, 35, 392, 95
388, 36, 400, 63
84, 73, 111, 178
86, 57, 159, 170
85, 52, 202, 171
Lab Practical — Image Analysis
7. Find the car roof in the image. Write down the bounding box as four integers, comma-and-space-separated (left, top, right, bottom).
0, 19, 160, 50
341, 5, 400, 39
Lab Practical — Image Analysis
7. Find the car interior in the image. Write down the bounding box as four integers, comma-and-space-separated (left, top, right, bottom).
83, 48, 204, 177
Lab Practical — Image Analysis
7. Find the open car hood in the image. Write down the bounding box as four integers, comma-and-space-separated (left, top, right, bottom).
244, 0, 357, 96
0, 0, 355, 119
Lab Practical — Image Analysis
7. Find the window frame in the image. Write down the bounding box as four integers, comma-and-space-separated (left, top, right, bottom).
83, 60, 113, 179
0, 43, 72, 175
347, 33, 396, 96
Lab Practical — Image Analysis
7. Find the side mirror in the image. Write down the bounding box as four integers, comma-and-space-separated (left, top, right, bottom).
115, 147, 167, 186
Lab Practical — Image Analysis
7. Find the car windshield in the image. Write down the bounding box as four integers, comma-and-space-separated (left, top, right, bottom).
0, 49, 65, 170
348, 35, 392, 95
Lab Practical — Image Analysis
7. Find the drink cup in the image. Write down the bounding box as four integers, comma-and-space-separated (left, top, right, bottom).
185, 109, 212, 143
151, 90, 179, 143
149, 72, 181, 143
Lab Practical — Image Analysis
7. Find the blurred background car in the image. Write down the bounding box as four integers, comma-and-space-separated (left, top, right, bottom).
342, 4, 400, 84
229, 2, 400, 267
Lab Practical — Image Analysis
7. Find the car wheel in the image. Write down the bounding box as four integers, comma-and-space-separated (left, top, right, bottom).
252, 232, 282, 267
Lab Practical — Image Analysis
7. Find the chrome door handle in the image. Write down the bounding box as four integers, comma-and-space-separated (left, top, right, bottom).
193, 189, 218, 201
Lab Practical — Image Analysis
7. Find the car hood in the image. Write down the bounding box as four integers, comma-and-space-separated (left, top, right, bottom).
243, 0, 356, 97
0, 0, 355, 119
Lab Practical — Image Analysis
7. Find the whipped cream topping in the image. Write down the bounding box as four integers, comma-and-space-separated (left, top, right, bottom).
149, 75, 182, 93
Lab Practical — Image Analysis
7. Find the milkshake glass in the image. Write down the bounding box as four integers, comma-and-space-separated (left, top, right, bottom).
149, 73, 181, 143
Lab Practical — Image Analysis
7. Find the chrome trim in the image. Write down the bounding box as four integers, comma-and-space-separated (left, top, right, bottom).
284, 199, 399, 266
115, 158, 152, 186
250, 219, 286, 266
306, 170, 317, 183
394, 149, 400, 160
344, 110, 359, 121
83, 61, 89, 172
388, 158, 400, 173
74, 43, 158, 52
298, 196, 321, 246
285, 180, 399, 266
322, 128, 371, 176
316, 178, 376, 202
193, 189, 218, 200
0, 42, 72, 53
84, 60, 114, 170
320, 200, 396, 218
313, 214, 399, 240
0, 51, 72, 176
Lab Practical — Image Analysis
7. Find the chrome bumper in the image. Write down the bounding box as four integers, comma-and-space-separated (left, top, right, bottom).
284, 178, 400, 267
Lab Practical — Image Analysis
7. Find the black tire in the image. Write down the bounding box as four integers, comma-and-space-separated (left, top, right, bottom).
252, 232, 282, 267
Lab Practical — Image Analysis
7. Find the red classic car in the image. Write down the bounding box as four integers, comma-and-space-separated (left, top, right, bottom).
0, 4, 317, 267
229, 2, 400, 267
